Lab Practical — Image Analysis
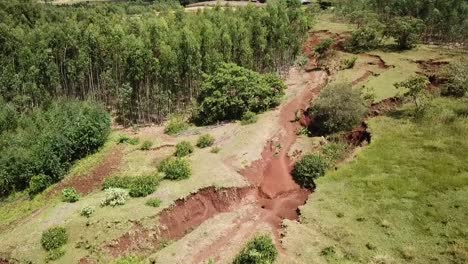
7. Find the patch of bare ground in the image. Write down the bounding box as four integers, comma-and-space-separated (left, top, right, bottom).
415, 59, 450, 90
49, 146, 123, 196
303, 30, 349, 73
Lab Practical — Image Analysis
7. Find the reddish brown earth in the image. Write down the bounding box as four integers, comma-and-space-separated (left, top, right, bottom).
369, 97, 403, 117
50, 146, 123, 196
0, 258, 10, 264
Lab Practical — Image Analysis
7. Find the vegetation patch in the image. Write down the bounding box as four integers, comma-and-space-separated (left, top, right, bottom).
174, 141, 194, 157
103, 176, 158, 198
196, 134, 215, 148
292, 154, 328, 190
41, 227, 68, 251
164, 117, 189, 136
80, 206, 95, 218
233, 235, 278, 264
158, 157, 191, 180
145, 198, 162, 208
61, 187, 80, 203
240, 111, 258, 125
101, 188, 128, 207
139, 140, 153, 151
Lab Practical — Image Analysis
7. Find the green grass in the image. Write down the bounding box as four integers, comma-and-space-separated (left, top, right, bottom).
284, 98, 468, 264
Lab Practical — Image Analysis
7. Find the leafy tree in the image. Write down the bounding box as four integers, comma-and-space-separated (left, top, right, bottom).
175, 141, 194, 157
345, 27, 381, 52
395, 76, 431, 112
233, 235, 278, 264
292, 154, 328, 190
442, 59, 468, 97
385, 16, 425, 49
309, 83, 368, 134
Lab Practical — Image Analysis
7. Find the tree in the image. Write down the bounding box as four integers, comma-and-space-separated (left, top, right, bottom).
394, 76, 430, 112
309, 83, 368, 134
292, 154, 327, 190
233, 235, 278, 264
442, 58, 468, 97
385, 16, 425, 49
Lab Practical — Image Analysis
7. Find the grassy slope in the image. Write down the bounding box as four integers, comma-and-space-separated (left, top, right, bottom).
283, 98, 468, 264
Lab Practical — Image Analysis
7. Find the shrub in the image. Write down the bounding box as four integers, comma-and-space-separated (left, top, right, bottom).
210, 146, 221, 154
196, 134, 215, 148
117, 135, 130, 144
128, 137, 140, 145
385, 16, 424, 50
442, 58, 468, 98
103, 176, 134, 190
233, 235, 278, 264
321, 142, 348, 164
62, 187, 80, 203
340, 56, 358, 70
115, 256, 142, 264
345, 27, 381, 53
314, 39, 333, 57
128, 176, 159, 198
41, 227, 68, 251
292, 154, 327, 189
140, 140, 153, 151
28, 174, 52, 196
80, 206, 95, 218
101, 188, 128, 207
241, 111, 258, 125
174, 141, 194, 157
394, 76, 430, 113
145, 198, 162, 207
196, 63, 285, 125
164, 116, 189, 135
309, 83, 367, 134
158, 157, 191, 180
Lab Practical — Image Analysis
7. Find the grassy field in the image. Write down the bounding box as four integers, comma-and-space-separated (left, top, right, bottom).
283, 98, 468, 264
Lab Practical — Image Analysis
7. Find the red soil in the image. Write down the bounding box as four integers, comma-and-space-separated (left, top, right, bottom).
50, 146, 123, 196
0, 259, 10, 264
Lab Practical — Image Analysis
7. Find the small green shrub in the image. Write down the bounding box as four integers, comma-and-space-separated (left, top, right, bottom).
114, 256, 142, 264
341, 56, 358, 70
41, 227, 68, 251
233, 235, 278, 264
210, 146, 221, 154
321, 142, 348, 164
128, 137, 140, 145
292, 154, 327, 189
103, 176, 134, 190
101, 188, 128, 207
315, 39, 333, 57
345, 27, 381, 53
45, 248, 65, 261
196, 134, 215, 148
145, 198, 162, 207
128, 176, 158, 197
62, 187, 80, 203
159, 157, 191, 180
80, 206, 95, 218
140, 140, 153, 151
240, 111, 258, 125
442, 58, 468, 98
28, 174, 52, 196
117, 135, 130, 144
295, 55, 308, 67
175, 141, 194, 157
320, 246, 335, 256
164, 116, 189, 135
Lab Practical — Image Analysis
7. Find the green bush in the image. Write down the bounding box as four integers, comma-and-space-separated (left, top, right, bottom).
159, 157, 191, 180
175, 141, 194, 157
62, 187, 80, 203
196, 134, 215, 148
241, 111, 258, 125
140, 140, 153, 151
321, 142, 348, 164
28, 174, 52, 196
128, 176, 159, 197
41, 227, 68, 251
145, 198, 162, 207
210, 146, 221, 154
442, 58, 468, 98
101, 188, 128, 207
196, 63, 285, 125
117, 135, 130, 144
103, 176, 134, 190
292, 154, 328, 189
164, 116, 189, 135
309, 83, 367, 134
115, 256, 142, 264
80, 206, 95, 218
385, 16, 424, 50
340, 56, 358, 70
233, 235, 278, 264
0, 101, 111, 197
128, 137, 140, 145
45, 248, 65, 261
314, 39, 333, 57
345, 27, 381, 53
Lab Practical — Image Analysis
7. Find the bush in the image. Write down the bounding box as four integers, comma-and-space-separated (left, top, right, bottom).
164, 116, 189, 135
345, 27, 381, 53
292, 154, 327, 189
117, 135, 130, 144
210, 146, 221, 154
241, 111, 258, 125
62, 187, 80, 203
196, 134, 215, 148
45, 248, 65, 261
115, 256, 142, 264
395, 76, 430, 113
174, 141, 194, 157
128, 137, 140, 145
80, 206, 95, 218
233, 235, 278, 264
28, 174, 52, 196
140, 140, 153, 151
103, 176, 134, 190
321, 142, 348, 164
101, 188, 128, 207
158, 157, 191, 180
145, 198, 162, 207
314, 39, 333, 57
309, 83, 367, 134
128, 176, 159, 198
340, 56, 358, 70
442, 59, 468, 97
196, 63, 285, 125
41, 227, 68, 251
385, 16, 424, 50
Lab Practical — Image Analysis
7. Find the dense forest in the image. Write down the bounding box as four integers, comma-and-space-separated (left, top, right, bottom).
0, 0, 311, 125
335, 0, 468, 44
